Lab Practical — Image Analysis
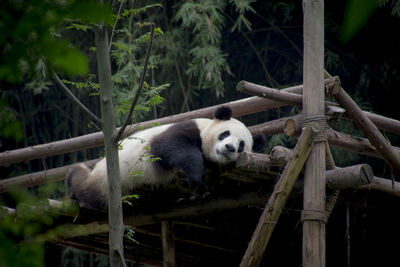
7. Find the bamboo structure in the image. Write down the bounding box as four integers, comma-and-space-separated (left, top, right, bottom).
2, 7, 400, 261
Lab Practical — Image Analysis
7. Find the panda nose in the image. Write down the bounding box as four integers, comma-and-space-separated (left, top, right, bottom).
225, 144, 236, 152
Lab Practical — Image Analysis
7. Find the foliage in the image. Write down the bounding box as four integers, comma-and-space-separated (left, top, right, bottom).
0, 183, 65, 267
0, 0, 113, 82
381, 0, 400, 15
0, 98, 24, 141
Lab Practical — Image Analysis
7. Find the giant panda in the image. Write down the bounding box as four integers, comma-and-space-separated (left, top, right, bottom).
66, 106, 265, 209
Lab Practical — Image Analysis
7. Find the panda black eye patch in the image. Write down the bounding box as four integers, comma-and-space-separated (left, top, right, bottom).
238, 140, 245, 153
218, 130, 231, 140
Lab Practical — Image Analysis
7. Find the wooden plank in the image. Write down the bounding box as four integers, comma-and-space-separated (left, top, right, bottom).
240, 125, 317, 267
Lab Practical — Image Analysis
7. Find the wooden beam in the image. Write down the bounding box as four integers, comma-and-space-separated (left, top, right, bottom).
240, 125, 317, 267
161, 221, 176, 267
0, 160, 99, 193
358, 177, 400, 197
237, 79, 338, 107
328, 78, 400, 175
284, 116, 400, 159
235, 151, 374, 189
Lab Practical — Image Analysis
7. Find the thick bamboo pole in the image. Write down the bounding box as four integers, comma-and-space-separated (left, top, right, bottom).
302, 1, 326, 267
240, 125, 317, 267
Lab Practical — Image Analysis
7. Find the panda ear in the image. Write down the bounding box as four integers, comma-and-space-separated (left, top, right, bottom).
215, 106, 232, 120
252, 133, 266, 152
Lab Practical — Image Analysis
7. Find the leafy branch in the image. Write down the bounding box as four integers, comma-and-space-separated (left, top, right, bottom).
51, 68, 103, 125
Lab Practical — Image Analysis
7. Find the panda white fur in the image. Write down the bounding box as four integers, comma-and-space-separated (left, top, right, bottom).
66, 106, 265, 209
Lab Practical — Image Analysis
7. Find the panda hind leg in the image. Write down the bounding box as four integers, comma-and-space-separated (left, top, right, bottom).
168, 146, 205, 186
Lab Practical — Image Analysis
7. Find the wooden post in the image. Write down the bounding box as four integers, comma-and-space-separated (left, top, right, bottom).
302, 1, 326, 267
240, 125, 317, 267
161, 221, 176, 267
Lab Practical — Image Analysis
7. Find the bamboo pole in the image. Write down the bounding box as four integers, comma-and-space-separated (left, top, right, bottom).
302, 1, 326, 267
161, 221, 176, 267
327, 78, 400, 175
283, 116, 400, 159
358, 177, 400, 197
237, 78, 338, 107
0, 159, 99, 193
240, 125, 317, 267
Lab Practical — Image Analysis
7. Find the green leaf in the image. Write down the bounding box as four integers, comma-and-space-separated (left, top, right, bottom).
340, 0, 381, 43
66, 1, 114, 26
44, 39, 88, 75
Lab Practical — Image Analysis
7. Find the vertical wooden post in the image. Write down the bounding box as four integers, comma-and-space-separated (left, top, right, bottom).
161, 221, 176, 267
302, 1, 326, 267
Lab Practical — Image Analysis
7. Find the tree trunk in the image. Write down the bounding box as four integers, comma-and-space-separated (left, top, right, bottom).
95, 25, 125, 266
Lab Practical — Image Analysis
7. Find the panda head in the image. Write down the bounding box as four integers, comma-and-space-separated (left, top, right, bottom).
201, 106, 266, 164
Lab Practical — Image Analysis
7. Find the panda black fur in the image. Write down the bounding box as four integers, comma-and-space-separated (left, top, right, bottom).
66, 106, 265, 209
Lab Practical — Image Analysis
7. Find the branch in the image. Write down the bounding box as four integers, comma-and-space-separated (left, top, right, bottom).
52, 70, 103, 125
108, 0, 127, 53
116, 24, 155, 141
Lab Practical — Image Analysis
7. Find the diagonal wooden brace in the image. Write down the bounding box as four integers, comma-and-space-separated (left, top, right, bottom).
239, 124, 318, 267
327, 76, 400, 175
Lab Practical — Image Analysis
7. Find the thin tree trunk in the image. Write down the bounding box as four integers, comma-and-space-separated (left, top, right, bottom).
94, 24, 125, 267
